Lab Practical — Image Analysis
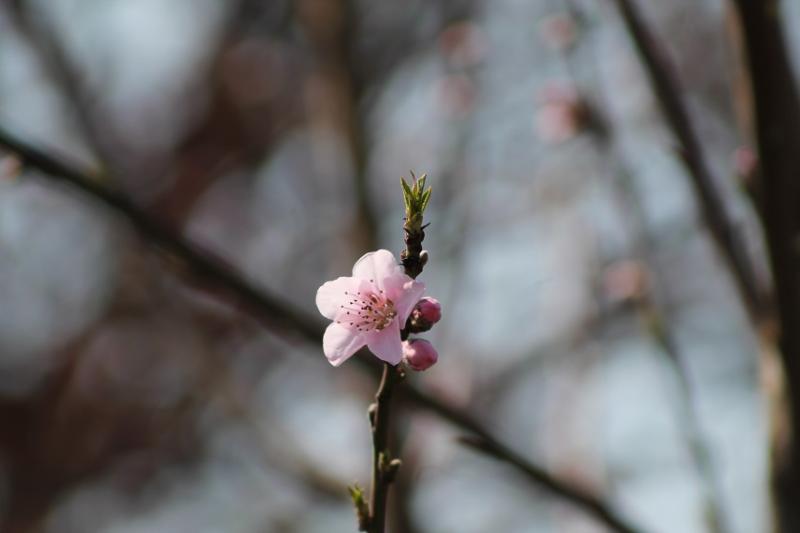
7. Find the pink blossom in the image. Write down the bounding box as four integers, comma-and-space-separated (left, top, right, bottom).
403, 339, 439, 371
316, 250, 425, 367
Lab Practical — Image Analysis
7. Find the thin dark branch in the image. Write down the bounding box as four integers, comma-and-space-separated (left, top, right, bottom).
297, 0, 379, 252
609, 0, 766, 321
0, 124, 642, 533
0, 124, 323, 344
552, 3, 730, 530
4, 2, 122, 174
727, 2, 800, 531
367, 364, 401, 533
458, 434, 639, 533
365, 190, 428, 532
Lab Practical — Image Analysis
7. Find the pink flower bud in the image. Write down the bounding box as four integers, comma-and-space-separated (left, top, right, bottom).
406, 297, 442, 333
415, 297, 441, 323
403, 339, 439, 371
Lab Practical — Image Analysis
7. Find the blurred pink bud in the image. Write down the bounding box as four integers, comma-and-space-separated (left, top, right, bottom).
436, 74, 477, 118
408, 296, 442, 332
535, 82, 587, 143
602, 260, 649, 304
733, 146, 758, 183
0, 155, 21, 182
438, 21, 488, 68
539, 12, 579, 51
403, 339, 439, 371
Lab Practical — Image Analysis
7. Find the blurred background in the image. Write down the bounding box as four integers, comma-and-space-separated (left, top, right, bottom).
0, 0, 791, 531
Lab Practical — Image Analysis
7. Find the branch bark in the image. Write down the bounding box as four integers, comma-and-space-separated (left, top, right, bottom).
459, 436, 640, 533
727, 1, 800, 531
608, 0, 800, 530
609, 0, 767, 321
551, 3, 730, 529
366, 364, 402, 533
0, 124, 642, 533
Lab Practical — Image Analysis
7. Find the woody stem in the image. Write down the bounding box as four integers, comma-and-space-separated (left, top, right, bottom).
366, 219, 425, 532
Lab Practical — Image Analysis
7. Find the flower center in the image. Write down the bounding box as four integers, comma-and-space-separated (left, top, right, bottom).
338, 288, 397, 332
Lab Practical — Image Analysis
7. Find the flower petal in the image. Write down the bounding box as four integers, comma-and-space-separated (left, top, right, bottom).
352, 249, 403, 288
322, 322, 366, 366
392, 279, 426, 323
366, 320, 403, 365
316, 276, 360, 320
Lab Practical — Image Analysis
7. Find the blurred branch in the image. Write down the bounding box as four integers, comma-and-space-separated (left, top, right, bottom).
0, 125, 323, 342
608, 0, 767, 322
458, 436, 640, 533
553, 4, 730, 531
0, 124, 642, 533
401, 388, 643, 533
296, 0, 378, 252
727, 2, 800, 532
608, 1, 800, 531
597, 123, 731, 533
204, 351, 348, 503
7, 0, 302, 225
3, 2, 123, 173
151, 0, 301, 225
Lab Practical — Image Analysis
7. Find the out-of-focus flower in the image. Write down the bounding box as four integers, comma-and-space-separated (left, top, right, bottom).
316, 250, 425, 366
733, 146, 758, 184
436, 74, 477, 118
0, 154, 21, 182
438, 21, 488, 68
535, 83, 588, 143
539, 12, 579, 51
403, 339, 439, 371
602, 260, 650, 305
407, 296, 442, 333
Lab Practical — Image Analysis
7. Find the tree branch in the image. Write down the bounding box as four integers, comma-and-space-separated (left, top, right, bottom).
726, 2, 800, 531
366, 364, 402, 533
0, 124, 642, 533
608, 0, 767, 321
550, 3, 730, 530
458, 435, 640, 533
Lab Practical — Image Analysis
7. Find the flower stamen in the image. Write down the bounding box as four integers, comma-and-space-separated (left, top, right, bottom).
339, 288, 397, 332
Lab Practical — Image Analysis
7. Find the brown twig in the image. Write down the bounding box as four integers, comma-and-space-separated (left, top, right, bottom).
726, 2, 800, 531
3, 1, 121, 174
608, 0, 766, 322
296, 0, 379, 254
550, 4, 730, 530
366, 364, 402, 533
0, 124, 642, 533
457, 434, 639, 533
607, 1, 800, 530
400, 381, 642, 533
365, 188, 428, 532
